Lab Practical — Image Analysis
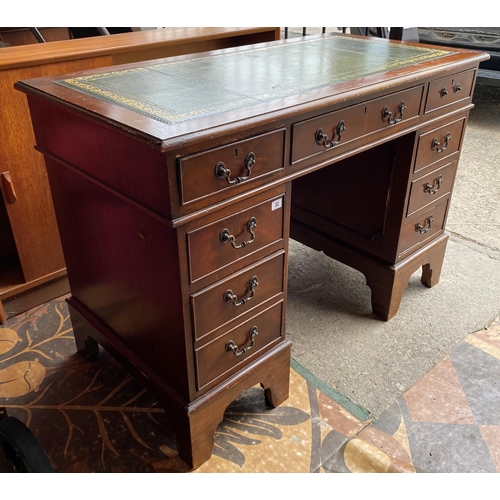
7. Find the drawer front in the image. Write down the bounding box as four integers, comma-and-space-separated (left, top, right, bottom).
407, 160, 458, 216
178, 128, 285, 205
187, 193, 286, 283
425, 69, 476, 113
399, 200, 449, 257
191, 251, 285, 342
414, 117, 466, 173
291, 85, 424, 163
195, 301, 283, 390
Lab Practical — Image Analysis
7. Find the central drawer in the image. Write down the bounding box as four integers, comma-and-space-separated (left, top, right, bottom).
190, 251, 285, 342
291, 85, 424, 163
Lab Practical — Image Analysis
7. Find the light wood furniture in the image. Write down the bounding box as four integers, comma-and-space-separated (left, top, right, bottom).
0, 28, 280, 323
16, 33, 487, 468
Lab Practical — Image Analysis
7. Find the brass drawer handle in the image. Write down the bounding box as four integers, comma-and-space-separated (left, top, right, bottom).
440, 87, 448, 98
220, 217, 257, 249
424, 175, 443, 195
224, 276, 259, 307
432, 133, 451, 153
453, 84, 462, 93
415, 215, 434, 234
214, 152, 256, 185
315, 120, 346, 148
382, 101, 407, 125
225, 326, 258, 357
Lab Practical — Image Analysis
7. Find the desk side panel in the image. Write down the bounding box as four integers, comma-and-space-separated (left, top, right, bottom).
43, 155, 190, 398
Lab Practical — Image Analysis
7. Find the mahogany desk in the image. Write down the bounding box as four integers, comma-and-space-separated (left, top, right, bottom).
16, 33, 488, 468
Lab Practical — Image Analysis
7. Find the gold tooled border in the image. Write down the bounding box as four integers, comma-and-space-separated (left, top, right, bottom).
55, 35, 453, 124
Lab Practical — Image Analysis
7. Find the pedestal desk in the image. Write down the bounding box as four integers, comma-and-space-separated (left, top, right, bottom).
16, 33, 488, 468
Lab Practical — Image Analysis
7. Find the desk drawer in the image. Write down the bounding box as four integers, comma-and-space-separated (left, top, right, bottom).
191, 251, 285, 342
291, 85, 424, 163
399, 200, 448, 257
407, 160, 457, 217
178, 128, 285, 206
414, 117, 466, 173
187, 193, 286, 283
425, 69, 476, 113
195, 301, 283, 390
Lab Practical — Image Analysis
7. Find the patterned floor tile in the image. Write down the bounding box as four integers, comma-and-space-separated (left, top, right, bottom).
450, 341, 500, 425
479, 425, 500, 472
404, 356, 476, 424
405, 421, 497, 473
1, 299, 499, 473
0, 297, 365, 473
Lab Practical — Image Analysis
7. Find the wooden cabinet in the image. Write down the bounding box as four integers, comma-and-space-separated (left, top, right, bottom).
15, 33, 487, 468
0, 28, 280, 323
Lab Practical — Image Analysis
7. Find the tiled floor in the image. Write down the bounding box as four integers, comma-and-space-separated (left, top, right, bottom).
0, 296, 499, 472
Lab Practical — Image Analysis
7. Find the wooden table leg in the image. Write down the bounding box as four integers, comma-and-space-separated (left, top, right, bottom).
366, 235, 449, 320
163, 342, 291, 469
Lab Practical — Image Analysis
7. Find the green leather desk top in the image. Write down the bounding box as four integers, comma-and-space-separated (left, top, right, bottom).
55, 35, 452, 125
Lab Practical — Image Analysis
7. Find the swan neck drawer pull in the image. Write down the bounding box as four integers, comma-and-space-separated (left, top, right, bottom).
315, 120, 346, 148
225, 326, 259, 356
214, 152, 256, 185
432, 133, 451, 153
382, 100, 407, 125
424, 175, 443, 195
224, 276, 259, 307
220, 217, 257, 249
415, 215, 434, 234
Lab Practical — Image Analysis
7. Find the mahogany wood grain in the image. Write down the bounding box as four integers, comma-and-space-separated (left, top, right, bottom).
414, 117, 466, 173
424, 69, 476, 113
407, 159, 458, 216
191, 251, 285, 342
44, 155, 189, 397
291, 84, 424, 164
178, 128, 286, 207
187, 191, 286, 283
195, 301, 284, 389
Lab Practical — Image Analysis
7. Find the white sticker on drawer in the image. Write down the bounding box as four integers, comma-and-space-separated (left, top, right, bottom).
271, 198, 282, 211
